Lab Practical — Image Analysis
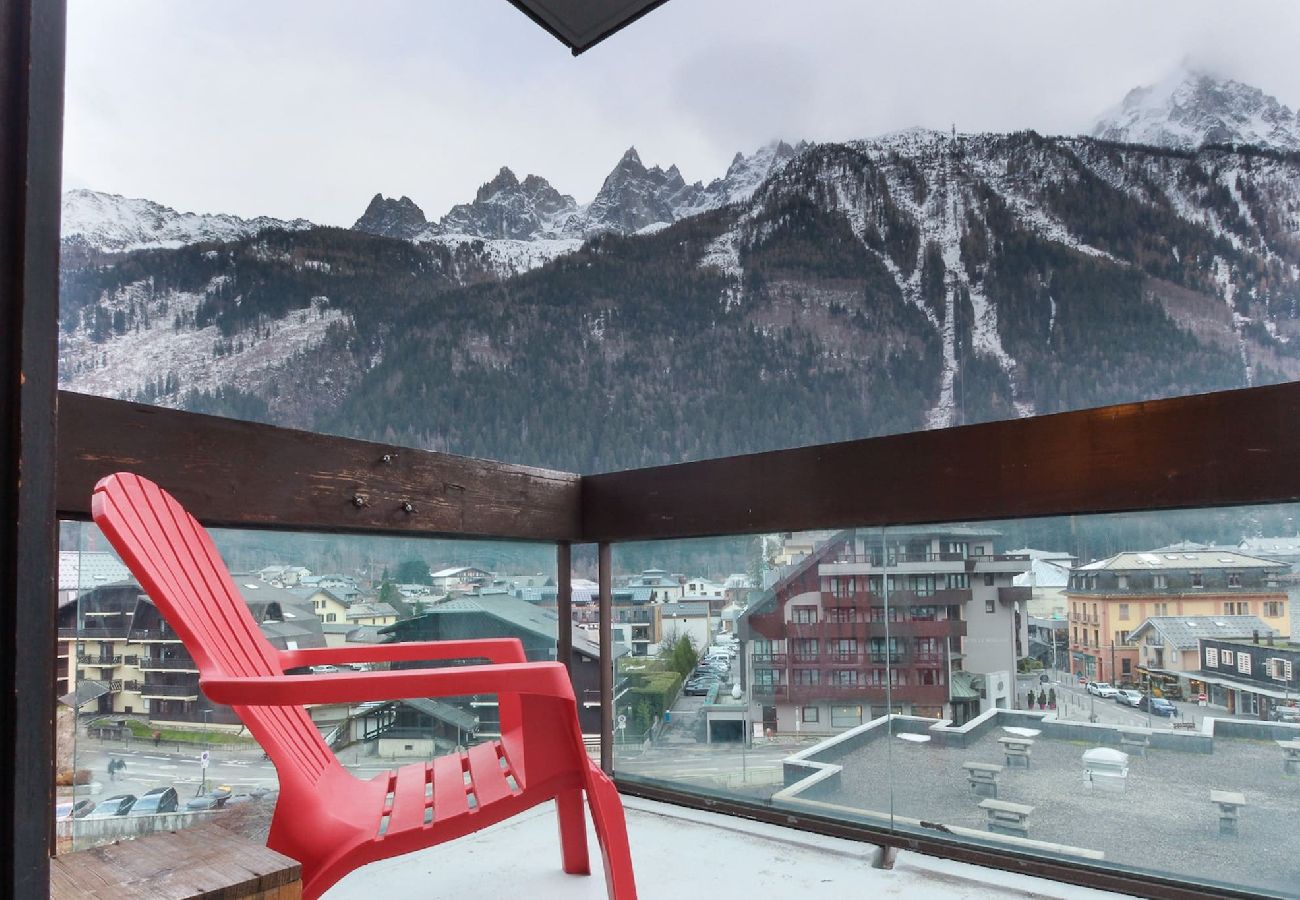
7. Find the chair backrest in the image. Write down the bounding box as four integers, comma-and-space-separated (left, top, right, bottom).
92, 472, 335, 783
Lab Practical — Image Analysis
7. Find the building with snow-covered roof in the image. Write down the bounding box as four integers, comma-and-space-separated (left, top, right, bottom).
1009, 548, 1075, 619
1067, 549, 1288, 683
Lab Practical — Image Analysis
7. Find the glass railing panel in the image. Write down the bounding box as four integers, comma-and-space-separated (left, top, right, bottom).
611, 507, 1300, 897
60, 518, 556, 852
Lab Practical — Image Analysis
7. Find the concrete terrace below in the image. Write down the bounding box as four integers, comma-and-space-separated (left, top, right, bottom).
778, 710, 1300, 897
324, 797, 1122, 900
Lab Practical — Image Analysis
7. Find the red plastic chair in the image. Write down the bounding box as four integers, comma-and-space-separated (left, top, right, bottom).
92, 472, 636, 900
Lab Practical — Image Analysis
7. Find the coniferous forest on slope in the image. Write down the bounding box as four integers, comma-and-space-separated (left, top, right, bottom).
58, 135, 1300, 476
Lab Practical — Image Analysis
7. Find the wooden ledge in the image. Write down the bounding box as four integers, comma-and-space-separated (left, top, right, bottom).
51, 824, 300, 899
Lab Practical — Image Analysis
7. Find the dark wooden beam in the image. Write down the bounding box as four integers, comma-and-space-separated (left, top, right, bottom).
506, 0, 670, 55
56, 391, 582, 542
582, 381, 1300, 542
0, 0, 64, 894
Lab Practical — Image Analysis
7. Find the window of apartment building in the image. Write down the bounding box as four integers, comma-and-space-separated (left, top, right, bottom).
869, 637, 900, 661
827, 576, 848, 598
827, 606, 856, 623
830, 669, 859, 687
985, 597, 995, 613
1091, 602, 1098, 619
942, 541, 968, 559
1191, 572, 1204, 588
867, 575, 882, 595
916, 638, 942, 657
1206, 647, 1219, 667
830, 638, 858, 657
1221, 649, 1234, 666
1153, 574, 1167, 589
946, 573, 968, 590
1264, 601, 1284, 617
1117, 575, 1128, 589
1154, 602, 1169, 615
801, 706, 819, 724
911, 605, 937, 621
1121, 659, 1131, 676
984, 574, 995, 587
792, 606, 818, 624
1267, 658, 1294, 681
1238, 653, 1252, 675
1118, 603, 1130, 620
869, 606, 902, 624
1072, 626, 1078, 643
917, 668, 944, 685
1226, 572, 1242, 588
973, 545, 987, 556
793, 669, 820, 685
830, 706, 863, 728
326, 613, 336, 622
792, 638, 818, 658
908, 574, 936, 596
1093, 629, 1100, 647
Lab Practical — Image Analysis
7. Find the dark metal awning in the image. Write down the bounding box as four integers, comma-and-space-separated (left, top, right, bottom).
58, 680, 110, 709
508, 0, 670, 55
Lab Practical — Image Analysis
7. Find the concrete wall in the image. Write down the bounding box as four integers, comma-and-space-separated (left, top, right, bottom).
965, 580, 1019, 678
58, 809, 221, 845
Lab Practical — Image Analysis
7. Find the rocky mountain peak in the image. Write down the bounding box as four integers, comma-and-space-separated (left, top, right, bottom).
1092, 67, 1300, 151
476, 167, 521, 202
353, 193, 428, 240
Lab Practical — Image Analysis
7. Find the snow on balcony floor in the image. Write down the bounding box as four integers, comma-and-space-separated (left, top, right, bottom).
324, 796, 1121, 899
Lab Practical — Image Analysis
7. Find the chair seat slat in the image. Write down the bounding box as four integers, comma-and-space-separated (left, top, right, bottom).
467, 741, 514, 808
432, 752, 470, 822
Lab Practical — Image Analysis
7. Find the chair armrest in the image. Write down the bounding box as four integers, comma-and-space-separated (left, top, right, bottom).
202, 661, 575, 706
279, 638, 526, 671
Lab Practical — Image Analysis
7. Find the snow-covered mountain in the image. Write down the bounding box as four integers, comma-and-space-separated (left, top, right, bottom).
354, 140, 807, 247
1092, 68, 1300, 151
61, 189, 314, 253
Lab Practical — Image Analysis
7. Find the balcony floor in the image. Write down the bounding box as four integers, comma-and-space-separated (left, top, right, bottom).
324, 796, 1119, 899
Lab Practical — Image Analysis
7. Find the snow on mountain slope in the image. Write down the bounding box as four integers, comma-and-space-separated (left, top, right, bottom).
59, 275, 352, 410
62, 189, 313, 253
1092, 67, 1300, 151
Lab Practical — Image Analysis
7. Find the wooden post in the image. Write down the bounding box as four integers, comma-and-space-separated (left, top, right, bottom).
0, 0, 65, 895
556, 542, 572, 673
598, 542, 613, 774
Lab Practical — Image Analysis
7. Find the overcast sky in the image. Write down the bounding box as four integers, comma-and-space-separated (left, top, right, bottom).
63, 0, 1300, 226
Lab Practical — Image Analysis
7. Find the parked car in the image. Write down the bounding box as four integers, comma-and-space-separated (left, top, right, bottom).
1139, 695, 1177, 717
55, 799, 95, 820
309, 664, 340, 674
87, 794, 137, 818
683, 680, 716, 696
1269, 705, 1300, 723
1086, 681, 1119, 698
1115, 689, 1143, 707
130, 786, 179, 816
185, 786, 233, 811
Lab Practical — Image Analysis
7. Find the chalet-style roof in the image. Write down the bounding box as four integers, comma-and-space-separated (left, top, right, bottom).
383, 595, 622, 661
661, 601, 710, 619
1128, 615, 1277, 650
57, 550, 131, 592
1076, 549, 1287, 572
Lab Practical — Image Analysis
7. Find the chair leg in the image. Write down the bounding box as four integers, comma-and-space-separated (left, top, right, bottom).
583, 764, 638, 900
556, 787, 590, 875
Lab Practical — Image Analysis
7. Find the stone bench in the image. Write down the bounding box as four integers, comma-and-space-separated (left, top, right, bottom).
1210, 790, 1246, 836
1277, 740, 1300, 775
997, 735, 1033, 768
979, 798, 1033, 837
961, 761, 1003, 798
1118, 731, 1150, 757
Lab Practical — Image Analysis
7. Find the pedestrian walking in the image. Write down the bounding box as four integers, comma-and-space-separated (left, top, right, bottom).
153, 730, 161, 747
